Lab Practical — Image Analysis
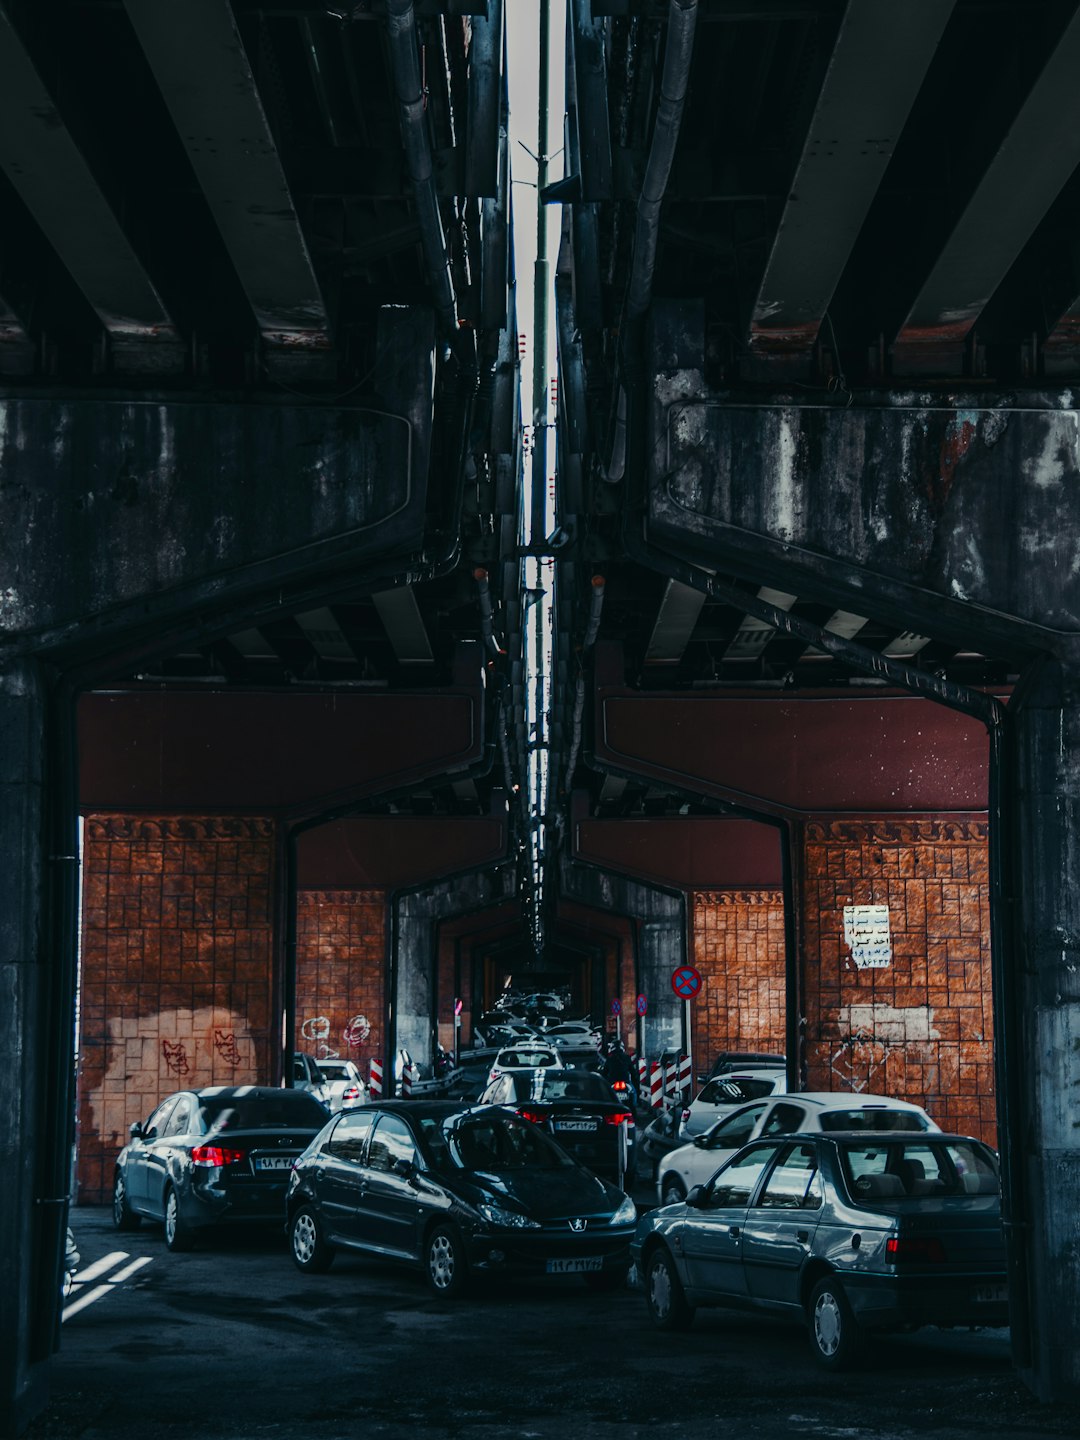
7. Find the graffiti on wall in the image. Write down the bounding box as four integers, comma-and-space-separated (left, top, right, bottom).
343, 1014, 371, 1049
213, 1031, 242, 1066
830, 1003, 941, 1093
161, 1039, 190, 1076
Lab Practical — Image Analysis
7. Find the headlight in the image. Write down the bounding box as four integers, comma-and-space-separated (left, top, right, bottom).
478, 1202, 541, 1230
610, 1195, 637, 1226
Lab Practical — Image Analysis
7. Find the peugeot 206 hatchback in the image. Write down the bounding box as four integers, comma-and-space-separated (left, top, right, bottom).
286, 1100, 637, 1296
633, 1130, 1006, 1369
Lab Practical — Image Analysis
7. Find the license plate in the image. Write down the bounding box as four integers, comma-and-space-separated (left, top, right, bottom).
972, 1283, 1008, 1303
253, 1156, 295, 1171
555, 1120, 597, 1132
545, 1256, 603, 1274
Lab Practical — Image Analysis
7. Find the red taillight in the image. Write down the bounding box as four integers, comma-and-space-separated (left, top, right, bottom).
190, 1145, 247, 1168
605, 1111, 634, 1126
342, 1085, 361, 1102
611, 1080, 628, 1091
517, 1108, 548, 1124
886, 1236, 947, 1263
681, 1108, 690, 1123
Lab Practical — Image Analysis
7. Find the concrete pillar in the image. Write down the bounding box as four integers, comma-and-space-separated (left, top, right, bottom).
1012, 655, 1080, 1401
0, 660, 51, 1436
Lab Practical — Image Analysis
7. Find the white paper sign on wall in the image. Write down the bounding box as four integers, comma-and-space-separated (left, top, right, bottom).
842, 904, 892, 969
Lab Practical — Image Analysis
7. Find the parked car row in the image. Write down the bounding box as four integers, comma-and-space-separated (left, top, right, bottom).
110, 1080, 1008, 1372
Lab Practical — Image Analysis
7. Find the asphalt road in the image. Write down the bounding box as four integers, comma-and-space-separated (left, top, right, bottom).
28, 1205, 1080, 1440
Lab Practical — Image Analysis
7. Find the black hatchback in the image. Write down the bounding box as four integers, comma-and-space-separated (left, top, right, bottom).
113, 1086, 330, 1250
286, 1100, 637, 1295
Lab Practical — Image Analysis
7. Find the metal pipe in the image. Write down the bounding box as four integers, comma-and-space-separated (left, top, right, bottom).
473, 567, 502, 655
582, 573, 606, 649
563, 577, 607, 789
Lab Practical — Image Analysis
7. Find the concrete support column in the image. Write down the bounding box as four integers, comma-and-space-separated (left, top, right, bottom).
0, 660, 50, 1436
1012, 655, 1080, 1401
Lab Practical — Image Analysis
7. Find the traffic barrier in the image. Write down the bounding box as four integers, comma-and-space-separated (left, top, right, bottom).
678, 1053, 692, 1099
636, 1055, 648, 1092
401, 1063, 414, 1098
664, 1060, 679, 1109
649, 1061, 663, 1109
369, 1057, 383, 1098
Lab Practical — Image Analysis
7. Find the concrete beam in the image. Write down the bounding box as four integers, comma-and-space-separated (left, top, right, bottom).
750, 0, 954, 361
0, 8, 181, 370
122, 0, 332, 371
893, 9, 1080, 372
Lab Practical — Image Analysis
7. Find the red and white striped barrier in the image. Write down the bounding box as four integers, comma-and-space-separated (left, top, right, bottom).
637, 1055, 648, 1092
664, 1059, 679, 1107
369, 1057, 383, 1098
649, 1061, 663, 1109
678, 1053, 692, 1098
401, 1063, 418, 1098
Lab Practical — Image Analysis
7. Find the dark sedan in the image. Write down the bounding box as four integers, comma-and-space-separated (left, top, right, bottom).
286, 1100, 637, 1295
478, 1069, 636, 1186
632, 1130, 1007, 1368
113, 1086, 330, 1251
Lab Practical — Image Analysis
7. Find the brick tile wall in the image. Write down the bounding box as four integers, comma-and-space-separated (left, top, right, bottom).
77, 816, 276, 1203
801, 818, 995, 1144
690, 890, 787, 1062
295, 891, 386, 1089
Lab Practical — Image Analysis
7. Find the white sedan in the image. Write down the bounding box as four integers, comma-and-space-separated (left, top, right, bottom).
485, 1046, 565, 1086
656, 1091, 940, 1205
679, 1068, 789, 1138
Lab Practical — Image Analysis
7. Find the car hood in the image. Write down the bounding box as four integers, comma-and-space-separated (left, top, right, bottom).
445, 1165, 625, 1221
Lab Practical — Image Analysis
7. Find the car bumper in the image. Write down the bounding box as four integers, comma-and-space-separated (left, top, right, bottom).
184, 1178, 292, 1229
465, 1226, 635, 1275
842, 1272, 1010, 1330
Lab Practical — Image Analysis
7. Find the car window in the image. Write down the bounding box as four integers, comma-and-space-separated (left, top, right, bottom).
536, 1073, 611, 1102
449, 1113, 576, 1171
723, 1076, 780, 1102
143, 1096, 179, 1139
199, 1092, 328, 1131
839, 1139, 999, 1200
163, 1098, 193, 1138
706, 1144, 776, 1209
761, 1102, 806, 1138
704, 1102, 767, 1150
699, 1079, 740, 1105
819, 1108, 930, 1132
367, 1115, 417, 1174
755, 1142, 823, 1210
325, 1111, 374, 1164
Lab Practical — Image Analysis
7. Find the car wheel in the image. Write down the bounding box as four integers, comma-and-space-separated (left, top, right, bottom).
425, 1224, 469, 1298
163, 1185, 195, 1253
583, 1263, 630, 1292
289, 1206, 334, 1273
808, 1276, 863, 1370
660, 1174, 686, 1206
645, 1247, 694, 1331
112, 1171, 141, 1232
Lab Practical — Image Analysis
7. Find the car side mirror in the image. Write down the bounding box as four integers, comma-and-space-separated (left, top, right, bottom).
392, 1157, 416, 1180
685, 1185, 707, 1208
692, 1135, 708, 1149
129, 1121, 144, 1140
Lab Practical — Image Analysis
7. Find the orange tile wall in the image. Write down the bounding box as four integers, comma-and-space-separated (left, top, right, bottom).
295, 890, 386, 1088
800, 818, 995, 1144
77, 815, 276, 1203
690, 890, 787, 1063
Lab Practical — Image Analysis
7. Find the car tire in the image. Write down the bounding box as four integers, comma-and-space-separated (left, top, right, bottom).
163, 1185, 195, 1253
660, 1174, 686, 1206
289, 1205, 335, 1273
583, 1263, 630, 1291
425, 1223, 469, 1298
645, 1247, 694, 1331
112, 1171, 141, 1232
808, 1276, 863, 1370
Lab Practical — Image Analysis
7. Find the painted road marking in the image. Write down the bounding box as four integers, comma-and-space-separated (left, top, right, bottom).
63, 1255, 153, 1322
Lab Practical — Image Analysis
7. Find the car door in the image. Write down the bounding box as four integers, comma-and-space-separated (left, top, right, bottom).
680, 1142, 777, 1298
127, 1096, 179, 1208
317, 1110, 376, 1240
741, 1141, 825, 1305
359, 1114, 424, 1256
142, 1094, 196, 1215
680, 1102, 769, 1190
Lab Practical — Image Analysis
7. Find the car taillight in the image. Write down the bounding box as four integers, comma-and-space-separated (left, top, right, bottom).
342, 1085, 361, 1102
611, 1080, 628, 1091
886, 1236, 947, 1263
191, 1145, 247, 1167
681, 1108, 690, 1123
605, 1112, 634, 1126
517, 1109, 548, 1124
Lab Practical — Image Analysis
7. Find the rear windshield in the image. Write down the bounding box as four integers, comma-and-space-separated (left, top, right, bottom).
820, 1110, 930, 1133
498, 1049, 557, 1068
318, 1063, 354, 1080
439, 1112, 577, 1172
520, 1072, 614, 1103
702, 1076, 776, 1104
839, 1139, 999, 1201
198, 1092, 328, 1131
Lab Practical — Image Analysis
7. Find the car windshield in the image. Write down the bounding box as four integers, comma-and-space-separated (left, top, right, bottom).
318, 1063, 353, 1080
527, 1072, 613, 1103
820, 1109, 930, 1133
839, 1138, 999, 1200
198, 1092, 328, 1131
442, 1113, 577, 1171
